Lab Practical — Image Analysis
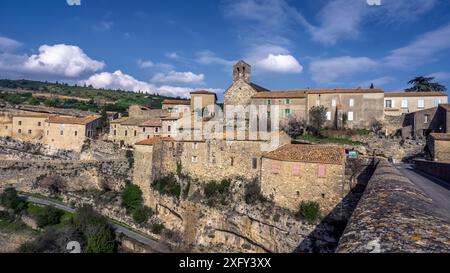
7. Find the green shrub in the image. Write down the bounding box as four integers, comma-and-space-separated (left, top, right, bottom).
151, 223, 165, 235
203, 179, 232, 206
296, 201, 320, 222
121, 183, 143, 211
357, 128, 370, 135
34, 206, 64, 228
132, 206, 154, 224
151, 174, 181, 198
86, 226, 115, 253
0, 187, 28, 214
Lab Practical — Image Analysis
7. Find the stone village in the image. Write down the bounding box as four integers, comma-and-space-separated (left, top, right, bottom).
1, 61, 449, 252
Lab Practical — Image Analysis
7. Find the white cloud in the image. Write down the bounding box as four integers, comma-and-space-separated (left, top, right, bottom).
93, 21, 113, 31
137, 59, 154, 69
166, 52, 180, 59
23, 44, 104, 77
256, 54, 303, 73
66, 0, 81, 6
151, 71, 205, 84
427, 72, 450, 82
359, 76, 395, 88
310, 56, 378, 83
196, 50, 235, 67
0, 36, 22, 52
81, 70, 217, 98
383, 23, 450, 68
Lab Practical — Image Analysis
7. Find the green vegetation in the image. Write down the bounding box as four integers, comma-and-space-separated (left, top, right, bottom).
151, 223, 165, 235
356, 128, 371, 136
0, 211, 29, 232
0, 79, 179, 113
405, 76, 447, 92
308, 106, 327, 136
151, 174, 181, 199
203, 179, 232, 206
29, 205, 65, 228
0, 187, 28, 214
121, 183, 153, 225
296, 201, 321, 223
296, 134, 366, 146
125, 150, 134, 169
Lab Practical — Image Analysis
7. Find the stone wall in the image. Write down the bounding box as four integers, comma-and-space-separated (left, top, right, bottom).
414, 159, 450, 182
336, 159, 450, 252
224, 80, 259, 108
0, 159, 130, 193
260, 158, 346, 214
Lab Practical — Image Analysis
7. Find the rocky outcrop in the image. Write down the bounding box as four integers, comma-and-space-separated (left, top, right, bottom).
336, 159, 450, 253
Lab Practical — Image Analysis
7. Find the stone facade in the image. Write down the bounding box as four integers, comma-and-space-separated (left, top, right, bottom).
384, 92, 448, 116
260, 144, 346, 214
427, 133, 450, 162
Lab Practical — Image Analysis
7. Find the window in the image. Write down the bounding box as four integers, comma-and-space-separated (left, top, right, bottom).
284, 109, 291, 116
434, 99, 442, 106
385, 100, 392, 108
155, 127, 159, 133
18, 129, 22, 134
418, 99, 425, 108
326, 111, 332, 121
134, 130, 137, 137
318, 165, 327, 178
332, 99, 336, 107
348, 112, 354, 121
285, 99, 291, 105
267, 99, 272, 105
401, 100, 408, 108
316, 100, 320, 106
47, 130, 49, 135
230, 157, 234, 166
192, 143, 198, 149
349, 99, 354, 107
143, 128, 146, 133
75, 131, 78, 136
271, 162, 280, 174
28, 129, 32, 134
125, 130, 128, 136
292, 164, 300, 176
18, 121, 22, 126
252, 158, 258, 169
113, 130, 116, 136
168, 125, 171, 132
267, 111, 271, 118
60, 130, 64, 136
191, 156, 198, 163
147, 135, 150, 139
38, 122, 42, 126
424, 114, 429, 124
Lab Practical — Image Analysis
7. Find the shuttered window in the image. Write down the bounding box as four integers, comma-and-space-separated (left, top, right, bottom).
292, 164, 300, 176
318, 165, 326, 178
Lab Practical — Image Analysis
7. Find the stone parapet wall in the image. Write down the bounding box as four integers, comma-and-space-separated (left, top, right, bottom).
414, 159, 450, 182
336, 159, 450, 252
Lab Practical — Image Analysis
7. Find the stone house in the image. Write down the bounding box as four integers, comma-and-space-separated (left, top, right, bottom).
11, 113, 54, 141
427, 133, 450, 162
260, 144, 346, 214
0, 118, 12, 137
43, 115, 102, 152
109, 117, 163, 147
161, 99, 191, 114
403, 104, 450, 137
384, 92, 448, 116
190, 90, 218, 116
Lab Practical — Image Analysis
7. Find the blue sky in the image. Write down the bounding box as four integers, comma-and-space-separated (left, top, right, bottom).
1, 0, 450, 100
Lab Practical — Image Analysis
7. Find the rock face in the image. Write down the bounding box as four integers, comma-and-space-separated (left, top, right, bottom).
337, 159, 450, 253
0, 137, 78, 160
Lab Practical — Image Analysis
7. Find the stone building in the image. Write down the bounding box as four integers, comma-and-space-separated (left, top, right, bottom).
427, 133, 450, 162
403, 104, 450, 137
384, 92, 448, 116
109, 117, 163, 147
190, 90, 218, 116
260, 144, 346, 214
1, 112, 101, 152
161, 99, 191, 114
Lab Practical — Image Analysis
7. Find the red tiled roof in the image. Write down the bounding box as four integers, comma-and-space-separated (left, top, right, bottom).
252, 88, 383, 99
263, 144, 346, 164
385, 92, 448, 97
135, 136, 174, 146
47, 115, 100, 125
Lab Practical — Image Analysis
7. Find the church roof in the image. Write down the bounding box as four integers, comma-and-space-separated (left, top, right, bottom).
250, 83, 270, 92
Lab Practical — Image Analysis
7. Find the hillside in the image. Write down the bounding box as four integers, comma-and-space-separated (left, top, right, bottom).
0, 79, 179, 114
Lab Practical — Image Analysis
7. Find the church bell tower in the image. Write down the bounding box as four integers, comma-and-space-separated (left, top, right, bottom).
233, 60, 251, 83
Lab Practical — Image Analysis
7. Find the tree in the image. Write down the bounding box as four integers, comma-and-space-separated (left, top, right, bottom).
405, 76, 447, 92
369, 83, 374, 89
35, 206, 64, 228
121, 183, 143, 212
100, 107, 109, 128
282, 116, 306, 138
308, 106, 327, 136
0, 187, 27, 213
86, 226, 115, 253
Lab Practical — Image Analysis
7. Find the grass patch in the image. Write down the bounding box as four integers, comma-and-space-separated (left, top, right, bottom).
296, 135, 366, 146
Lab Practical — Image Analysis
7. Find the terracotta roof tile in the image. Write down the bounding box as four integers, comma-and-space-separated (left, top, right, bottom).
135, 136, 174, 146
47, 115, 101, 125
252, 91, 306, 99
110, 117, 131, 124
162, 99, 190, 105
430, 133, 450, 141
385, 92, 448, 97
190, 90, 217, 95
139, 118, 162, 127
263, 144, 346, 164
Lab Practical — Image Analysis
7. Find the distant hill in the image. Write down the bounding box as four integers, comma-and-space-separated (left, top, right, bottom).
0, 79, 180, 114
